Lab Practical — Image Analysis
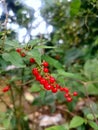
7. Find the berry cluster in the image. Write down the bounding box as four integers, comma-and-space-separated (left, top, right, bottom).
32, 61, 78, 102
2, 48, 78, 102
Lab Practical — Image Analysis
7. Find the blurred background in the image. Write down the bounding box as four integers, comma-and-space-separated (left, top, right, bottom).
0, 0, 98, 130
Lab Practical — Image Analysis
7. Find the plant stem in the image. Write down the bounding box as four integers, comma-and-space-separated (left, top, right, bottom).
0, 96, 10, 109
19, 69, 25, 107
57, 106, 76, 117
10, 86, 17, 116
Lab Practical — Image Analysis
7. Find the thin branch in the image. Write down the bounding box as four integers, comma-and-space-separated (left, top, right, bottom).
57, 106, 76, 117
0, 95, 11, 109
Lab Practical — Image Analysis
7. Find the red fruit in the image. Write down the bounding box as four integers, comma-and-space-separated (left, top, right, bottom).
60, 87, 65, 91
43, 68, 49, 73
50, 77, 55, 83
36, 75, 42, 81
32, 68, 39, 76
2, 86, 10, 92
40, 78, 46, 85
51, 87, 58, 93
64, 87, 69, 93
44, 84, 52, 90
42, 61, 49, 67
66, 97, 72, 102
73, 92, 78, 96
64, 93, 70, 98
16, 48, 21, 53
56, 84, 61, 89
30, 58, 35, 63
21, 52, 26, 57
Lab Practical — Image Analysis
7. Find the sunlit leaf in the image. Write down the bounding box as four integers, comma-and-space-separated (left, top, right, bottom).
45, 125, 66, 130
69, 116, 85, 128
2, 51, 25, 67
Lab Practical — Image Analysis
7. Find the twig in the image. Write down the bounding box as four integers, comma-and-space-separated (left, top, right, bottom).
57, 106, 76, 117
10, 86, 17, 116
16, 79, 34, 86
0, 95, 11, 109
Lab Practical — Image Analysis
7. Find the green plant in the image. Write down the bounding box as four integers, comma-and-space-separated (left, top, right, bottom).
0, 0, 98, 130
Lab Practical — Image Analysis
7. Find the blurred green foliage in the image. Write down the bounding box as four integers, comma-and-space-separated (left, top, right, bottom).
0, 0, 98, 129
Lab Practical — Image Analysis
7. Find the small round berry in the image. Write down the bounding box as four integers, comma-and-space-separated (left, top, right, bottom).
64, 87, 69, 93
56, 84, 61, 89
60, 87, 65, 91
64, 93, 70, 98
2, 86, 10, 92
42, 61, 49, 67
66, 97, 72, 102
50, 77, 55, 83
51, 87, 58, 93
43, 68, 49, 73
30, 58, 35, 63
44, 84, 52, 90
73, 92, 78, 96
32, 68, 39, 76
36, 75, 42, 81
21, 52, 26, 57
16, 48, 21, 53
40, 78, 46, 85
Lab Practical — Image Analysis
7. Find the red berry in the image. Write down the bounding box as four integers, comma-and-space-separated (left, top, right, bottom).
40, 78, 46, 85
50, 77, 55, 83
32, 68, 39, 76
44, 84, 52, 90
66, 97, 72, 102
21, 52, 26, 57
30, 58, 35, 63
64, 87, 69, 93
16, 48, 21, 53
73, 92, 78, 96
2, 86, 10, 92
42, 61, 49, 67
60, 87, 65, 91
43, 68, 49, 73
64, 93, 70, 98
36, 75, 42, 81
56, 84, 61, 89
51, 87, 58, 93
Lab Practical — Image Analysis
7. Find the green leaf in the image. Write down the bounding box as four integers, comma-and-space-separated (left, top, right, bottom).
86, 84, 98, 95
84, 59, 98, 80
40, 90, 46, 100
5, 39, 19, 48
88, 121, 98, 130
69, 116, 85, 128
70, 0, 81, 16
35, 45, 56, 49
45, 125, 66, 130
64, 47, 83, 65
87, 114, 98, 120
42, 55, 63, 69
30, 84, 41, 92
4, 39, 20, 51
3, 118, 11, 129
2, 51, 25, 67
27, 49, 41, 65
57, 69, 83, 80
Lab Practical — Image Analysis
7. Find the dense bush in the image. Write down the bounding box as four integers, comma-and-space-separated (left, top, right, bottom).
0, 0, 98, 130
